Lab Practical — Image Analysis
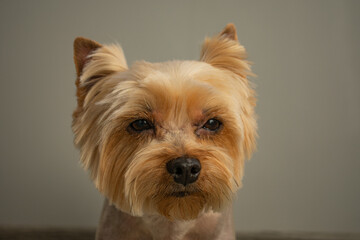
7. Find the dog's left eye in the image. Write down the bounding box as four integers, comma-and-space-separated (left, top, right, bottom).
202, 118, 222, 131
129, 119, 153, 132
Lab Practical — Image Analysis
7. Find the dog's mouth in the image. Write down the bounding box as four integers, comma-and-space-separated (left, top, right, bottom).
169, 189, 201, 198
166, 185, 200, 198
171, 191, 190, 198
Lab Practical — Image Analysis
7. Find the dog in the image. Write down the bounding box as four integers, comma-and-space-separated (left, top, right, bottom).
72, 23, 256, 240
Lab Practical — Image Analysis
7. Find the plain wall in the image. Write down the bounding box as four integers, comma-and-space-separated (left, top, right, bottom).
0, 0, 359, 233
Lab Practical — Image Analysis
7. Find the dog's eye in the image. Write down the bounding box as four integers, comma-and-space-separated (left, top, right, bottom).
130, 119, 153, 132
202, 118, 221, 131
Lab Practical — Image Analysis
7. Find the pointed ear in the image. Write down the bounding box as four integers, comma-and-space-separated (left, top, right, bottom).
219, 23, 238, 41
72, 37, 128, 115
74, 37, 102, 77
200, 23, 252, 78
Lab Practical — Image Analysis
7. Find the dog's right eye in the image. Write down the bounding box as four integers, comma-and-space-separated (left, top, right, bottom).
129, 119, 153, 132
202, 118, 222, 131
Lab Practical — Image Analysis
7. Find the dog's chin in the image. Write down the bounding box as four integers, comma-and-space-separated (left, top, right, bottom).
153, 189, 210, 220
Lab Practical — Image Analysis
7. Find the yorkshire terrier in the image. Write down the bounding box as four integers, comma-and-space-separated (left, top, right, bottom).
72, 23, 256, 240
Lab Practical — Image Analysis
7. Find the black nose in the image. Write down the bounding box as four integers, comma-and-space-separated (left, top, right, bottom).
166, 157, 201, 186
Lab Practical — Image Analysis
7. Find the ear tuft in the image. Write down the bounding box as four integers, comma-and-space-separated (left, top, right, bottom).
72, 37, 127, 120
200, 23, 252, 78
73, 37, 102, 77
219, 23, 238, 41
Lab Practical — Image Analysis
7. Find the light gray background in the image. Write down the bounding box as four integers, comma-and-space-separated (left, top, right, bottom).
1, 0, 359, 233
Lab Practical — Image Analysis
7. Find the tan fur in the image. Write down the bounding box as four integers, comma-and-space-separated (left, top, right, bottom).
72, 24, 256, 231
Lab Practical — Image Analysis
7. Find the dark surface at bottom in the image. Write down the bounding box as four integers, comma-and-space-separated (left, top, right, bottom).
0, 227, 359, 240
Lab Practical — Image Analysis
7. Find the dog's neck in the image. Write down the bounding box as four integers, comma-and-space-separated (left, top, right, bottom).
95, 199, 235, 240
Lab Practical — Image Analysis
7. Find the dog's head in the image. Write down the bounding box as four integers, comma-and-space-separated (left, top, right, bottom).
72, 24, 256, 220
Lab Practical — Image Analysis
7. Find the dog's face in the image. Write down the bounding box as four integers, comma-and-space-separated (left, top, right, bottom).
72, 24, 256, 220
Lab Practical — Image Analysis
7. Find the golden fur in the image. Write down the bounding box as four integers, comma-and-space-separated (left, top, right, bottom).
72, 23, 257, 221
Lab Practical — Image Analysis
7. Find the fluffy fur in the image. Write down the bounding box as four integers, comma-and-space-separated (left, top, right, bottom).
72, 23, 256, 238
